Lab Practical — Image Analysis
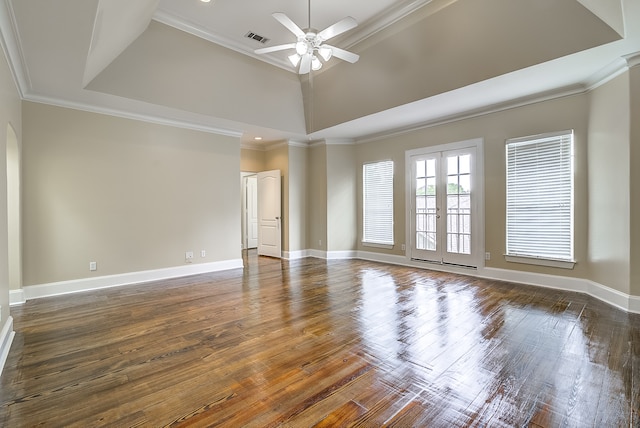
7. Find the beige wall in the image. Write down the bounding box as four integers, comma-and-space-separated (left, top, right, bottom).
9, 53, 638, 314
264, 144, 289, 252
326, 144, 357, 251
240, 148, 265, 173
22, 102, 241, 286
307, 144, 327, 251
241, 143, 308, 254
588, 72, 631, 293
288, 145, 307, 252
0, 47, 22, 326
355, 94, 590, 279
630, 65, 640, 295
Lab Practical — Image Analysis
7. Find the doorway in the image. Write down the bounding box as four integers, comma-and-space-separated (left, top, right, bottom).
241, 170, 282, 258
406, 139, 483, 268
241, 173, 258, 250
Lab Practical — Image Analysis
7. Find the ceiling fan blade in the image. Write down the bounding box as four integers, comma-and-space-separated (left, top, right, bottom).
299, 54, 311, 74
317, 16, 357, 41
255, 43, 296, 54
323, 45, 359, 63
272, 12, 305, 38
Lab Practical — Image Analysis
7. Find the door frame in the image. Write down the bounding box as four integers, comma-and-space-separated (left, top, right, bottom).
241, 172, 258, 250
405, 138, 485, 268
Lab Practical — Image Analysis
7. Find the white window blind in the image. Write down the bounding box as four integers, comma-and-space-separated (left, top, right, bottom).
363, 160, 394, 245
506, 131, 574, 262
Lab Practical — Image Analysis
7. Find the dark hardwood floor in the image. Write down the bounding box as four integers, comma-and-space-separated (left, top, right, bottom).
1, 251, 639, 427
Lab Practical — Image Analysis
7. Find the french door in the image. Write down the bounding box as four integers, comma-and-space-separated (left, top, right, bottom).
410, 146, 478, 267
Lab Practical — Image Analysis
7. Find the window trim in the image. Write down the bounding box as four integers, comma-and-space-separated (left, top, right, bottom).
503, 254, 575, 269
504, 130, 576, 268
362, 159, 394, 247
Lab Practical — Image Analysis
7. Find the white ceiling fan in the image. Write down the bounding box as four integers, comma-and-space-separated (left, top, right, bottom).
254, 0, 360, 74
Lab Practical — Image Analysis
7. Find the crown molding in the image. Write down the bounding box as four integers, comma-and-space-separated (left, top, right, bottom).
153, 0, 434, 76
585, 56, 630, 91
624, 51, 640, 68
240, 142, 266, 151
264, 140, 289, 151
25, 93, 243, 138
338, 0, 437, 49
0, 1, 245, 140
0, 0, 31, 97
287, 140, 310, 148
356, 83, 587, 145
308, 140, 326, 147
152, 9, 293, 73
324, 138, 355, 145
357, 52, 637, 144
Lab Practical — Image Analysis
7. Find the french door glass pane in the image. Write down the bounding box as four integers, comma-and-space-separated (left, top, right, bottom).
416, 158, 437, 251
459, 154, 471, 174
446, 154, 471, 255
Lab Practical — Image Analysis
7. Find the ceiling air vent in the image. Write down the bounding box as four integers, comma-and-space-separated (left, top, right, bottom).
245, 32, 269, 44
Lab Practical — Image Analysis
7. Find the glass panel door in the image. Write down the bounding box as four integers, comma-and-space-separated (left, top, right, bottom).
410, 147, 477, 267
412, 155, 440, 261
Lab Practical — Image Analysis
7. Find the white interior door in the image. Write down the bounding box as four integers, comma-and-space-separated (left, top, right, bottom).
257, 170, 281, 258
410, 146, 478, 267
246, 175, 258, 249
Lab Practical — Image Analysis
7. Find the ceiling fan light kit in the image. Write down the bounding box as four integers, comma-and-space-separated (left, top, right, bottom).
254, 0, 359, 74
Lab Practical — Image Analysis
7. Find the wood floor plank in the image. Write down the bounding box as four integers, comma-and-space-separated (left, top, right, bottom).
1, 251, 639, 426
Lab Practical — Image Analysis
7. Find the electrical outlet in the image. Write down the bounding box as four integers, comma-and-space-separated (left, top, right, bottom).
201, 250, 206, 258
185, 251, 194, 263
485, 252, 491, 260
89, 261, 97, 271
319, 239, 322, 247
401, 244, 406, 251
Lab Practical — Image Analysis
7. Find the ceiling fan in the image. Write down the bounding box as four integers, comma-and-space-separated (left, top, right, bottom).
254, 0, 360, 74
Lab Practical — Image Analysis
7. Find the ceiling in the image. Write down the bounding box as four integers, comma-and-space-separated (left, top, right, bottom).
1, 0, 638, 147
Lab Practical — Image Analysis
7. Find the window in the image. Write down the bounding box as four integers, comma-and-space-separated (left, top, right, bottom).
505, 131, 574, 268
363, 160, 394, 247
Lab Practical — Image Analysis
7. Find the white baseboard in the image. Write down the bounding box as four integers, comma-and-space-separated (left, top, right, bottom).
478, 267, 637, 313
21, 259, 244, 302
10, 250, 640, 314
479, 267, 588, 294
283, 250, 309, 260
0, 316, 15, 377
356, 250, 480, 275
327, 250, 358, 260
9, 289, 25, 306
628, 295, 640, 313
349, 250, 640, 314
356, 250, 409, 265
306, 249, 327, 259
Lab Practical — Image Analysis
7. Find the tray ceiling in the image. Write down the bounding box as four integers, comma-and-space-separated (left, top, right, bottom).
2, 0, 638, 144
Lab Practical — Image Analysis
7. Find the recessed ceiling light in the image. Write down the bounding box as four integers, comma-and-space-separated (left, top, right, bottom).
200, 0, 211, 3
254, 137, 263, 141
